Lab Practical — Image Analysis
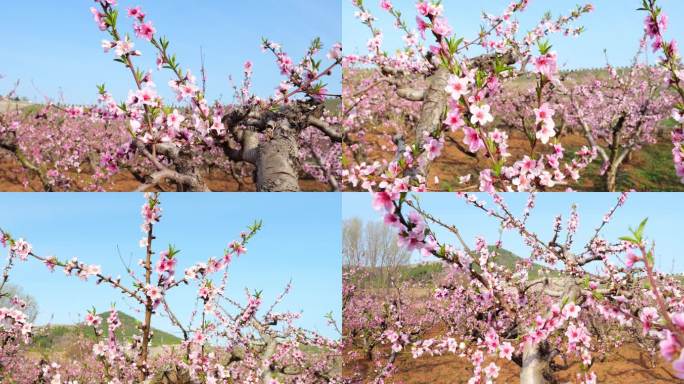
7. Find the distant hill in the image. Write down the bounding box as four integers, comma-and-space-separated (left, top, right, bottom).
32, 311, 182, 351
479, 247, 557, 280
406, 247, 556, 283
350, 247, 557, 287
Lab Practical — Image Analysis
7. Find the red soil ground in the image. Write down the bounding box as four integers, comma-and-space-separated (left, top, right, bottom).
344, 331, 679, 383
0, 155, 328, 192
349, 126, 683, 192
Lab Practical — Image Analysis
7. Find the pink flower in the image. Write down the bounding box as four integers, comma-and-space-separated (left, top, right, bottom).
625, 251, 640, 268
379, 0, 393, 11
11, 239, 31, 261
469, 104, 493, 126
327, 43, 342, 61
126, 6, 145, 21
639, 307, 659, 333
114, 38, 134, 57
416, 1, 441, 17
562, 302, 581, 319
133, 21, 156, 41
193, 331, 206, 344
92, 341, 106, 357
499, 342, 514, 360
179, 83, 198, 99
44, 257, 57, 272
484, 362, 500, 379
166, 109, 185, 130
533, 52, 558, 80
86, 265, 101, 276
462, 127, 484, 153
276, 53, 294, 75
659, 13, 669, 32
444, 110, 464, 131
65, 106, 84, 119
660, 330, 681, 360
145, 284, 163, 301
565, 323, 582, 344
445, 76, 470, 100
372, 191, 394, 212
156, 257, 177, 275
384, 213, 400, 227
673, 313, 684, 330
136, 87, 158, 106
644, 15, 660, 39
101, 39, 115, 53
90, 7, 107, 31
674, 349, 684, 379
416, 16, 428, 37
432, 17, 452, 37
198, 284, 213, 300
416, 2, 430, 16
536, 121, 556, 144
534, 103, 555, 125
583, 372, 597, 384
85, 313, 102, 327
229, 240, 247, 256
424, 137, 443, 160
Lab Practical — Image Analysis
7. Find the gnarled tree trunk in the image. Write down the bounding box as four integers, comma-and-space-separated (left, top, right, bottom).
0, 130, 51, 191
411, 67, 450, 177
254, 118, 300, 192
521, 342, 553, 384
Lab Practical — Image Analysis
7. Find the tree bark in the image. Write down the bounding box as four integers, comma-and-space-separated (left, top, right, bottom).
255, 118, 300, 192
605, 163, 618, 192
409, 67, 450, 178
139, 222, 155, 378
0, 131, 52, 191
520, 342, 552, 384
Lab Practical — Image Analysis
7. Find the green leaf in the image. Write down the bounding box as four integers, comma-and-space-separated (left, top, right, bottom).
537, 40, 552, 55
634, 218, 648, 241
618, 236, 637, 243
561, 296, 570, 306
492, 160, 503, 177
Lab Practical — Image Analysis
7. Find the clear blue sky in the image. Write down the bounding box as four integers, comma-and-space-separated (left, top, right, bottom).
343, 0, 684, 70
343, 192, 683, 274
0, 1, 341, 105
0, 193, 341, 339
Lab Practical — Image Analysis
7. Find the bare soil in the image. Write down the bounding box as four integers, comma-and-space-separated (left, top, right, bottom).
349, 125, 684, 192
0, 155, 329, 192
344, 327, 679, 383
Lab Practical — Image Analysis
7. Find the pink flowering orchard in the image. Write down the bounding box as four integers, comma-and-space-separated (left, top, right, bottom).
641, 0, 684, 184
343, 191, 684, 383
4, 1, 684, 383
0, 1, 343, 191
0, 194, 341, 383
341, 0, 683, 192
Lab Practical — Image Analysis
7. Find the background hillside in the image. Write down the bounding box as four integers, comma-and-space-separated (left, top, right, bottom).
31, 311, 182, 353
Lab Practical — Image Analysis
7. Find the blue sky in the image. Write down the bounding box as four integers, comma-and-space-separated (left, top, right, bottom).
343, 0, 684, 70
0, 193, 341, 339
0, 1, 341, 105
343, 192, 684, 274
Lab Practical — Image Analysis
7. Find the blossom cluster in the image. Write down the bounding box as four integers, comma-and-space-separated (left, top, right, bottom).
343, 0, 599, 193
0, 193, 340, 383
348, 189, 684, 383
